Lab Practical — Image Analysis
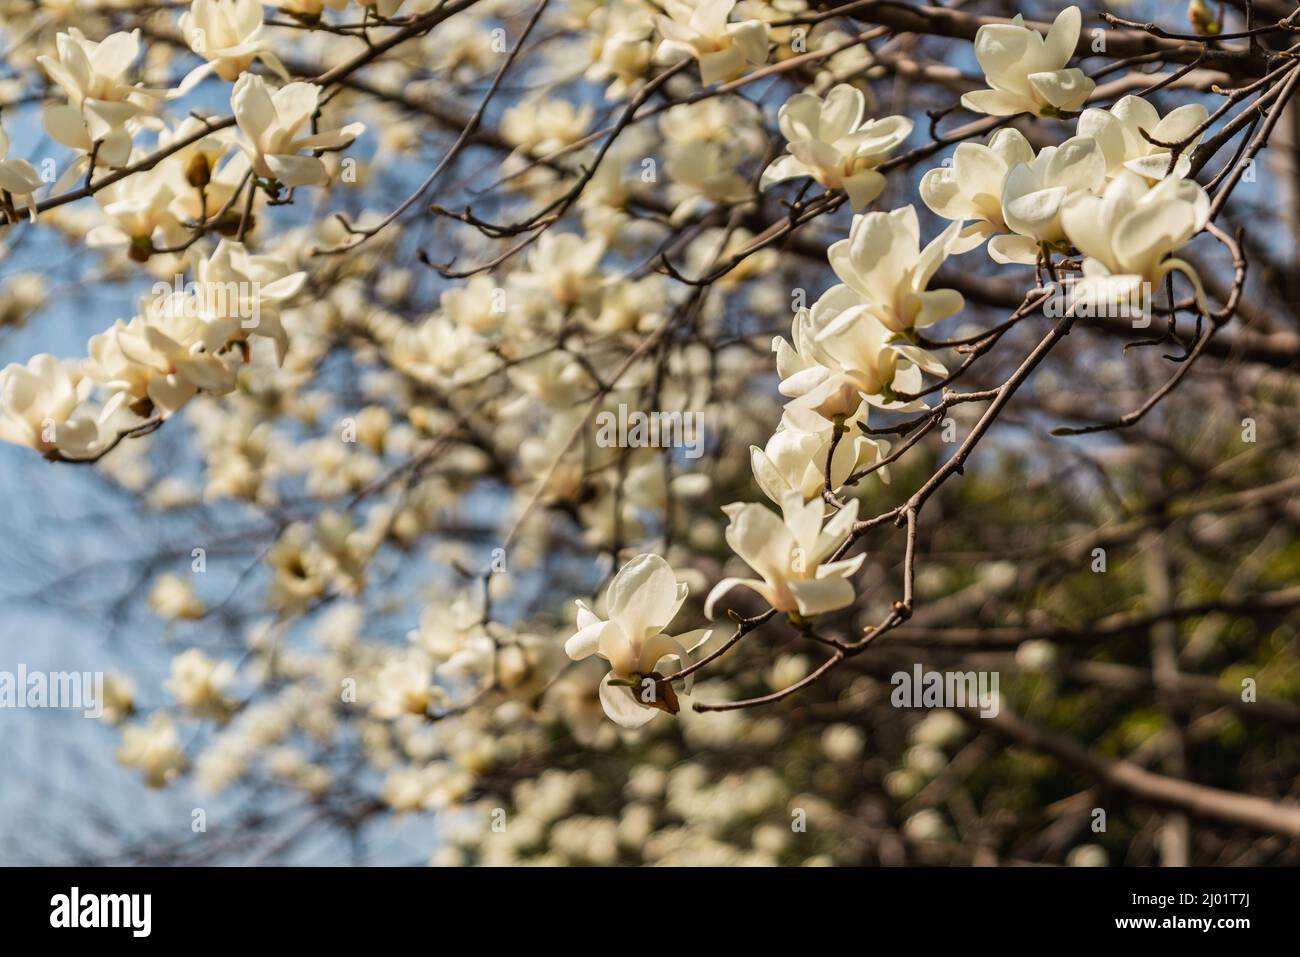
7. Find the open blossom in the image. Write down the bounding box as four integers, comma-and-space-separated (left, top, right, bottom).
659, 98, 763, 219
827, 205, 966, 337
920, 128, 1034, 254
500, 98, 593, 155
587, 3, 655, 100
231, 74, 364, 187
39, 29, 166, 168
961, 6, 1094, 118
1076, 95, 1209, 182
510, 231, 605, 311
191, 239, 307, 364
371, 649, 437, 719
761, 84, 912, 210
0, 125, 44, 219
180, 0, 289, 83
0, 354, 102, 458
589, 31, 652, 100
750, 415, 889, 505
1060, 171, 1211, 312
165, 649, 237, 722
705, 493, 865, 619
149, 573, 206, 621
776, 284, 945, 422
116, 713, 187, 788
85, 165, 187, 259
86, 303, 241, 421
654, 0, 770, 86
993, 135, 1105, 265
564, 554, 710, 729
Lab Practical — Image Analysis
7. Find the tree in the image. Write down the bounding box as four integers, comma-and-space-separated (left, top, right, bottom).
0, 0, 1297, 866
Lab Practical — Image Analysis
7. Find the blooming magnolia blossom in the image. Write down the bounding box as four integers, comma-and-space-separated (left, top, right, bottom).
86, 305, 241, 421
0, 125, 44, 219
500, 98, 594, 155
994, 135, 1106, 264
920, 128, 1035, 253
510, 231, 606, 311
776, 284, 944, 422
750, 414, 890, 505
588, 30, 653, 100
564, 554, 710, 729
1076, 95, 1210, 182
180, 0, 289, 84
165, 648, 238, 722
587, 3, 655, 101
85, 165, 187, 258
961, 6, 1094, 118
761, 84, 913, 209
149, 574, 206, 620
654, 0, 770, 86
827, 205, 966, 337
371, 649, 437, 720
231, 73, 364, 188
705, 493, 865, 619
1060, 171, 1211, 313
116, 713, 187, 788
0, 354, 103, 458
39, 29, 166, 168
191, 239, 307, 364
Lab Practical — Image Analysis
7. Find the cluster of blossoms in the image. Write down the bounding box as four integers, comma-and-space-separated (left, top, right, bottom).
0, 10, 364, 459
562, 3, 1214, 729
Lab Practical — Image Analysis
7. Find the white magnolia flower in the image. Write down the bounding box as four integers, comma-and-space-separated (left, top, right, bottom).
165, 648, 237, 722
1076, 95, 1209, 182
231, 74, 364, 187
38, 29, 165, 163
371, 649, 436, 719
750, 416, 889, 505
993, 135, 1106, 264
587, 17, 653, 101
827, 205, 966, 336
85, 165, 187, 259
149, 573, 206, 620
86, 309, 240, 421
191, 238, 307, 364
761, 84, 913, 210
510, 231, 605, 311
775, 284, 944, 422
564, 554, 710, 729
654, 0, 770, 86
116, 713, 187, 788
0, 354, 103, 458
705, 493, 865, 619
920, 128, 1035, 253
1060, 171, 1210, 312
0, 125, 44, 219
961, 6, 1094, 117
660, 100, 759, 218
180, 0, 289, 83
500, 98, 593, 155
